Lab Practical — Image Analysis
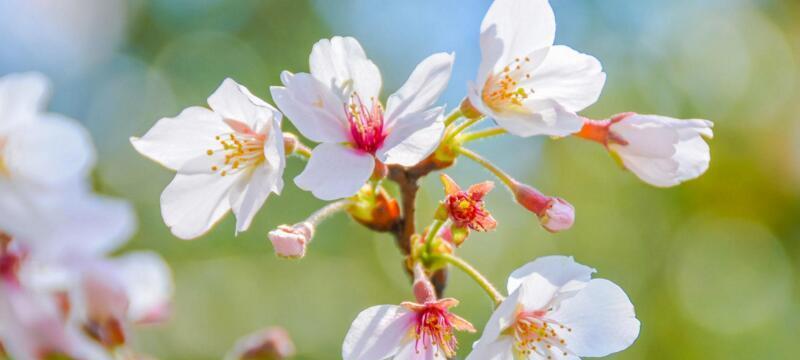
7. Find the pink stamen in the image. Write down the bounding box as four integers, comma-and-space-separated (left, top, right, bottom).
345, 93, 386, 154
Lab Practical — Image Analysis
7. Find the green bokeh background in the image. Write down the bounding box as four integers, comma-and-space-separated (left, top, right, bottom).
7, 0, 799, 359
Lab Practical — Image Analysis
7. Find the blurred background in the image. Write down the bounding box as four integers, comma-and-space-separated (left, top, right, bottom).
1, 0, 798, 358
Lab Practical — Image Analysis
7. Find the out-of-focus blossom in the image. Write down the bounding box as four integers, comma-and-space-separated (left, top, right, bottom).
467, 256, 639, 360
268, 222, 313, 259
132, 78, 286, 239
0, 72, 95, 189
512, 182, 575, 233
225, 327, 296, 360
271, 36, 454, 200
466, 0, 605, 137
578, 113, 714, 187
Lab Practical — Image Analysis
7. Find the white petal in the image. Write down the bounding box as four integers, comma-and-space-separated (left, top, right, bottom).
112, 251, 174, 324
491, 98, 583, 137
517, 273, 560, 311
384, 52, 454, 125
394, 341, 441, 360
0, 72, 50, 133
610, 115, 713, 187
3, 114, 95, 187
310, 36, 382, 100
529, 45, 606, 112
473, 288, 521, 347
377, 108, 444, 167
160, 172, 238, 239
0, 187, 135, 262
342, 305, 413, 360
130, 106, 229, 171
550, 279, 640, 357
207, 78, 280, 130
478, 0, 555, 81
465, 338, 516, 360
294, 143, 374, 200
271, 72, 350, 143
507, 256, 596, 295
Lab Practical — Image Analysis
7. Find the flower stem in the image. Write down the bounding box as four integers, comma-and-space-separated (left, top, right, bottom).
444, 108, 463, 127
434, 253, 504, 306
293, 143, 312, 159
456, 147, 516, 189
459, 127, 507, 143
424, 219, 446, 256
306, 200, 350, 227
445, 118, 482, 143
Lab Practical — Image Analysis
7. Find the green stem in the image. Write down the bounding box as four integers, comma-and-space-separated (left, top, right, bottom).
456, 147, 516, 189
424, 219, 446, 256
444, 108, 463, 126
293, 143, 312, 159
434, 253, 505, 306
459, 127, 507, 143
445, 118, 481, 143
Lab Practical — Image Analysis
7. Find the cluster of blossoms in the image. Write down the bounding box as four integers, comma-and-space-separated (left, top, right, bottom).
132, 0, 713, 359
0, 73, 174, 359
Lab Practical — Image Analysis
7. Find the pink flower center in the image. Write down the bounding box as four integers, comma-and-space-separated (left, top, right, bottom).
345, 93, 386, 154
413, 304, 459, 357
513, 310, 572, 358
445, 192, 490, 230
482, 57, 537, 110
206, 120, 267, 177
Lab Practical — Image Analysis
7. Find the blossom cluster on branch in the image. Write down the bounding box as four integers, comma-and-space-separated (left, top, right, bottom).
129, 0, 713, 359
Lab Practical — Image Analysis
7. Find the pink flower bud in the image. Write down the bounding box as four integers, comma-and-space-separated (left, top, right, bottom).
268, 222, 313, 259
539, 197, 575, 233
512, 182, 575, 233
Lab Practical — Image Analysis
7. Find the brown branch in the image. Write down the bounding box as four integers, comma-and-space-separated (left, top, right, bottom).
387, 154, 454, 297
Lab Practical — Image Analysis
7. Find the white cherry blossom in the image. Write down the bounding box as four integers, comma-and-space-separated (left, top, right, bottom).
467, 0, 605, 137
467, 256, 640, 360
271, 36, 454, 200
132, 78, 286, 239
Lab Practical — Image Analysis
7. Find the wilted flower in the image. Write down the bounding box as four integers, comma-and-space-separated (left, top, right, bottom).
132, 78, 286, 239
271, 36, 454, 200
467, 0, 605, 137
467, 256, 640, 360
578, 113, 714, 187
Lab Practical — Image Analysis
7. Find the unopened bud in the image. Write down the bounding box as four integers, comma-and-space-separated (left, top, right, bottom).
512, 182, 575, 233
268, 222, 313, 259
225, 327, 296, 360
459, 98, 483, 120
282, 133, 298, 154
349, 186, 400, 232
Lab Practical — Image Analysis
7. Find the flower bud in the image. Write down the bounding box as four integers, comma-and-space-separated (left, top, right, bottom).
282, 132, 299, 154
268, 222, 313, 259
512, 182, 575, 233
225, 327, 296, 360
349, 186, 400, 232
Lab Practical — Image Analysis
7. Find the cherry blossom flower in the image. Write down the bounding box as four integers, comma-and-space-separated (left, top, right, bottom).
467, 0, 605, 137
132, 78, 286, 239
225, 327, 296, 360
0, 72, 96, 190
467, 256, 640, 360
578, 113, 714, 187
342, 297, 475, 360
271, 36, 454, 200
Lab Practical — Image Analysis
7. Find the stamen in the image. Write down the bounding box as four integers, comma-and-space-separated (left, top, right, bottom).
513, 310, 572, 358
345, 92, 386, 154
482, 58, 539, 110
205, 124, 267, 177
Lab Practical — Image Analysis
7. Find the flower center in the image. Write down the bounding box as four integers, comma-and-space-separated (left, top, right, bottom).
482, 57, 536, 111
206, 120, 266, 177
345, 93, 385, 154
513, 310, 572, 359
445, 193, 488, 229
413, 305, 459, 357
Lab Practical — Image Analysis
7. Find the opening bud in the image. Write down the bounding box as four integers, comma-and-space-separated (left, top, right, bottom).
512, 182, 575, 233
268, 222, 313, 259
